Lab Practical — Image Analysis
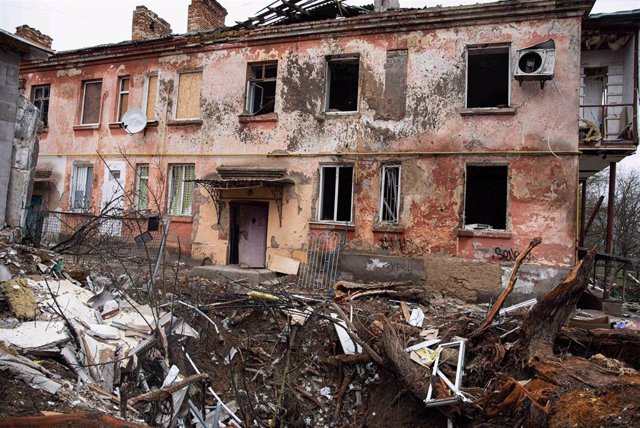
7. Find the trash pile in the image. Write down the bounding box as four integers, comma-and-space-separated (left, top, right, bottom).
1, 239, 640, 427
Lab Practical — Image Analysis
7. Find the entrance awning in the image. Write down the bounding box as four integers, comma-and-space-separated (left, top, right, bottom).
192, 168, 295, 226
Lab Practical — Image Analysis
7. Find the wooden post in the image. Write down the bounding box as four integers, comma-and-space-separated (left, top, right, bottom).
579, 180, 587, 247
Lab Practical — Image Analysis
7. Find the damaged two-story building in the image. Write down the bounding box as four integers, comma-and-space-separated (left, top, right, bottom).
17, 0, 639, 300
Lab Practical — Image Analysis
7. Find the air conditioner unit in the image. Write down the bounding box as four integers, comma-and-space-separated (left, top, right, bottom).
514, 40, 555, 88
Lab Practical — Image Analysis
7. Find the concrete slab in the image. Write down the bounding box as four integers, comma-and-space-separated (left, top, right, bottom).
337, 252, 426, 283
190, 264, 279, 284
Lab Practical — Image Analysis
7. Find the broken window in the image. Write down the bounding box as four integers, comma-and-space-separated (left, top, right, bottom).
70, 165, 93, 211
116, 76, 130, 122
319, 165, 354, 222
31, 84, 50, 127
466, 46, 510, 108
246, 63, 277, 115
379, 165, 401, 223
135, 164, 149, 211
81, 80, 102, 124
168, 164, 195, 216
464, 165, 508, 230
325, 57, 359, 112
144, 74, 158, 121
176, 71, 202, 119
581, 67, 608, 131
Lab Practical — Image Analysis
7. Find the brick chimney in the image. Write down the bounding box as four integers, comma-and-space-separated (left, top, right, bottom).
187, 0, 227, 33
374, 0, 400, 13
132, 6, 172, 41
15, 25, 52, 49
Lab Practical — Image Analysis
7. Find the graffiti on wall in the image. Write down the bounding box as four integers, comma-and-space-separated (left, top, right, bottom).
493, 246, 532, 262
377, 236, 425, 255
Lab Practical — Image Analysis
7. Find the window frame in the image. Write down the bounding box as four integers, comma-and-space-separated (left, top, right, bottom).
174, 69, 203, 120
116, 76, 130, 122
80, 79, 103, 125
135, 163, 150, 212
168, 164, 195, 216
317, 164, 355, 223
379, 164, 402, 224
142, 73, 159, 122
462, 163, 509, 231
465, 44, 512, 109
324, 55, 361, 114
31, 84, 50, 127
69, 164, 94, 212
245, 62, 278, 116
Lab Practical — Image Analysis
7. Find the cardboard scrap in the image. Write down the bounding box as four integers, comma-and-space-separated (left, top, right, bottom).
268, 255, 301, 275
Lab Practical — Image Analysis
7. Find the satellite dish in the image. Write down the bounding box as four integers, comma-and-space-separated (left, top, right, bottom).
121, 108, 147, 134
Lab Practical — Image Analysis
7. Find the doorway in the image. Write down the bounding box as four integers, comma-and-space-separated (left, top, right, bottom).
229, 203, 269, 268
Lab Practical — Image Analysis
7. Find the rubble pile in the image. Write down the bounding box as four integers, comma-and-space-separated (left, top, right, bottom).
0, 240, 640, 427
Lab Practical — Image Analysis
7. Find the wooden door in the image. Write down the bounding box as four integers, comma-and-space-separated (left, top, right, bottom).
237, 204, 268, 268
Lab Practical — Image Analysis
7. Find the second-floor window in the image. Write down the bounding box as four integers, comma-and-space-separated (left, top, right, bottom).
379, 165, 401, 224
32, 84, 50, 127
81, 80, 102, 125
135, 164, 149, 211
246, 63, 277, 115
325, 56, 360, 112
176, 71, 202, 120
466, 46, 510, 108
319, 165, 354, 222
70, 164, 93, 211
168, 164, 195, 216
144, 74, 158, 121
116, 76, 130, 122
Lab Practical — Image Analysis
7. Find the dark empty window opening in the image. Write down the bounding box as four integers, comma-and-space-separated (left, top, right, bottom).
247, 63, 277, 115
467, 47, 510, 108
319, 165, 354, 222
32, 85, 50, 127
326, 57, 359, 112
464, 165, 508, 230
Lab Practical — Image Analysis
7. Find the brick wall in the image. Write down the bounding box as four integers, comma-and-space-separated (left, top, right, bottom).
15, 25, 52, 49
187, 0, 227, 33
132, 6, 172, 41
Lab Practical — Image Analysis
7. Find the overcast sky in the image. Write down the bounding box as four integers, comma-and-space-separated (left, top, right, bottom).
1, 0, 638, 169
0, 0, 637, 51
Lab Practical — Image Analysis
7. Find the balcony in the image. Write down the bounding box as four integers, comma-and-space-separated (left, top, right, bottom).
579, 102, 637, 147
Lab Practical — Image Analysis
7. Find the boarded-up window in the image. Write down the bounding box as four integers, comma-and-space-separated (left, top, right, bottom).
168, 164, 195, 216
70, 165, 93, 211
176, 71, 202, 119
117, 77, 130, 122
81, 80, 102, 124
145, 75, 158, 121
135, 164, 149, 211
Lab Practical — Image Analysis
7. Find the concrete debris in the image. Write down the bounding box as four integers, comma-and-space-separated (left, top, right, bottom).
0, 320, 69, 350
1, 278, 38, 320
0, 351, 64, 394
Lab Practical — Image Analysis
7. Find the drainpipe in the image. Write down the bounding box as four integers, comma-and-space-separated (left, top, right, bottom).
603, 162, 616, 300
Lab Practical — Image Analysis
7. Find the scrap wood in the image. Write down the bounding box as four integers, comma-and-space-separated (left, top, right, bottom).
333, 280, 428, 303
0, 413, 148, 428
128, 373, 209, 406
518, 247, 596, 362
485, 378, 553, 416
473, 237, 541, 336
556, 327, 640, 367
329, 302, 384, 365
323, 353, 371, 365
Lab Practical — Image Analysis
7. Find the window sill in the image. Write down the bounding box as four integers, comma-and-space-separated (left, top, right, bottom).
309, 221, 354, 231
108, 122, 124, 129
169, 216, 193, 223
146, 120, 159, 128
167, 119, 203, 127
372, 224, 404, 234
456, 228, 512, 239
323, 110, 358, 116
72, 124, 100, 131
460, 107, 516, 116
238, 113, 278, 123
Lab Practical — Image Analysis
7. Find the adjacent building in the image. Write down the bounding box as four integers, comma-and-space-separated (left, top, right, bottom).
18, 0, 638, 298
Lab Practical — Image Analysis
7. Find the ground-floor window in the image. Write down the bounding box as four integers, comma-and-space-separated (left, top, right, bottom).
379, 165, 401, 223
319, 165, 354, 222
135, 164, 149, 211
70, 164, 94, 211
464, 165, 508, 230
168, 164, 195, 216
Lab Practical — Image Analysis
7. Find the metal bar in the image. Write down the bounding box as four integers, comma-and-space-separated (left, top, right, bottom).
604, 162, 616, 299
579, 180, 587, 247
579, 103, 635, 108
